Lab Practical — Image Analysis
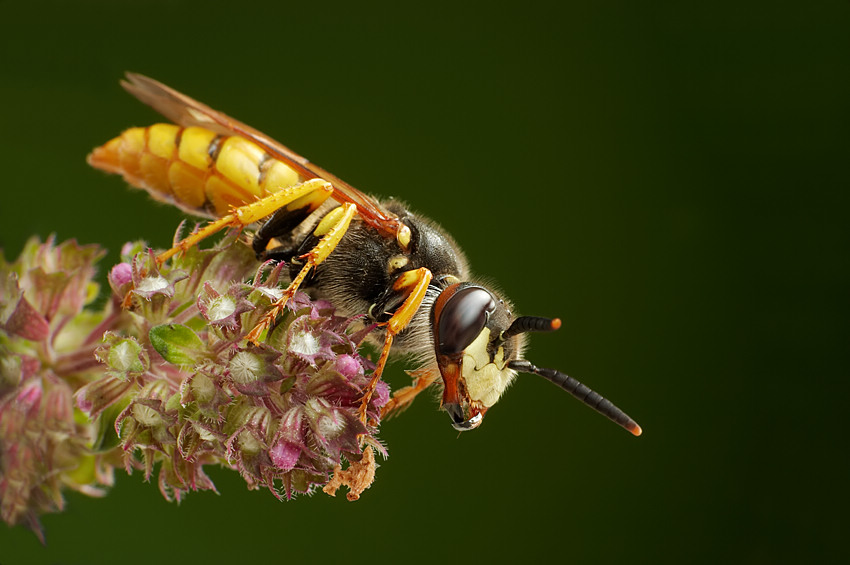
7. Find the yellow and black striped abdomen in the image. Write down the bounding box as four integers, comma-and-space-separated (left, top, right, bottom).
88, 124, 303, 217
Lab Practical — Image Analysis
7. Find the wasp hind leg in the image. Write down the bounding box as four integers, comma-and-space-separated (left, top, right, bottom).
155, 178, 335, 264
245, 202, 359, 344
251, 187, 335, 260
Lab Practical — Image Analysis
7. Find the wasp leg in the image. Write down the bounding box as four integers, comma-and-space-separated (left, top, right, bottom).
155, 178, 334, 264
257, 245, 299, 264
357, 267, 433, 425
381, 366, 441, 418
245, 202, 358, 344
251, 188, 334, 258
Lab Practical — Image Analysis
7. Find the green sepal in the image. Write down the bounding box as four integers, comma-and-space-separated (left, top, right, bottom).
149, 324, 205, 365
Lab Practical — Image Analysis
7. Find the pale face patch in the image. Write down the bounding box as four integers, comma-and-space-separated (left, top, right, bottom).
461, 328, 515, 407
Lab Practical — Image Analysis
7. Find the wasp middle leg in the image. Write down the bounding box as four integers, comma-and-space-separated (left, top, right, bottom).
245, 202, 359, 344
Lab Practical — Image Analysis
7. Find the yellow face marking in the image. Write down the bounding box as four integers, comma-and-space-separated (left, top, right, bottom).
461, 328, 514, 408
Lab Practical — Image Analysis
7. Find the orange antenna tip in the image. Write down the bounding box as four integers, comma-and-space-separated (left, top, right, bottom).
551, 318, 562, 330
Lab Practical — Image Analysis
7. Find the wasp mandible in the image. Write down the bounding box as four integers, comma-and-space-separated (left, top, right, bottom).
89, 74, 642, 435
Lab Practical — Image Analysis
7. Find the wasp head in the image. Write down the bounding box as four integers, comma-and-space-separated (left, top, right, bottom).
431, 283, 532, 431
431, 282, 642, 435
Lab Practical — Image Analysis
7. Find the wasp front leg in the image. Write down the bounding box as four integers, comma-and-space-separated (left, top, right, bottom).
156, 178, 334, 264
358, 267, 433, 425
245, 202, 358, 344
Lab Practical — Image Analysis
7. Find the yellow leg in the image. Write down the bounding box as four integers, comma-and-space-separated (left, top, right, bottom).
156, 178, 334, 264
357, 267, 433, 425
245, 202, 358, 344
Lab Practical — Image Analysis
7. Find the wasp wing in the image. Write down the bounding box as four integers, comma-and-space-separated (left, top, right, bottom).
121, 73, 401, 235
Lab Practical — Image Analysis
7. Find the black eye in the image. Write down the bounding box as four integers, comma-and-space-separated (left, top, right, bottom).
437, 287, 496, 356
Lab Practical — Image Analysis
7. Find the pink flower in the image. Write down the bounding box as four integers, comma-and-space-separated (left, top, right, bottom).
2, 231, 394, 540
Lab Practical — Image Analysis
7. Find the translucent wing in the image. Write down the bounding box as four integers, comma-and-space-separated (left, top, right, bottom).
121, 72, 402, 237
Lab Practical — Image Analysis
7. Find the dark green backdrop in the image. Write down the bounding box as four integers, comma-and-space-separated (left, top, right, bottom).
2, 1, 848, 563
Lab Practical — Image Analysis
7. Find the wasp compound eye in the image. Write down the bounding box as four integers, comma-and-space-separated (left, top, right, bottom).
436, 287, 497, 356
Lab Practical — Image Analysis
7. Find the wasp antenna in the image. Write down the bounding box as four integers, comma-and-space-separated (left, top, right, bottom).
503, 316, 561, 339
508, 359, 642, 436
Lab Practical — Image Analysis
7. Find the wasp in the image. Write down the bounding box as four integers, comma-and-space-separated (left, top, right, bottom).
88, 73, 642, 435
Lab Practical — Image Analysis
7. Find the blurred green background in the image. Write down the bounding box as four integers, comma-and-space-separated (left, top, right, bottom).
1, 1, 848, 563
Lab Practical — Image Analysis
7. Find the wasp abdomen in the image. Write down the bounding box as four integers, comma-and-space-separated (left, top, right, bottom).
88, 124, 303, 217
